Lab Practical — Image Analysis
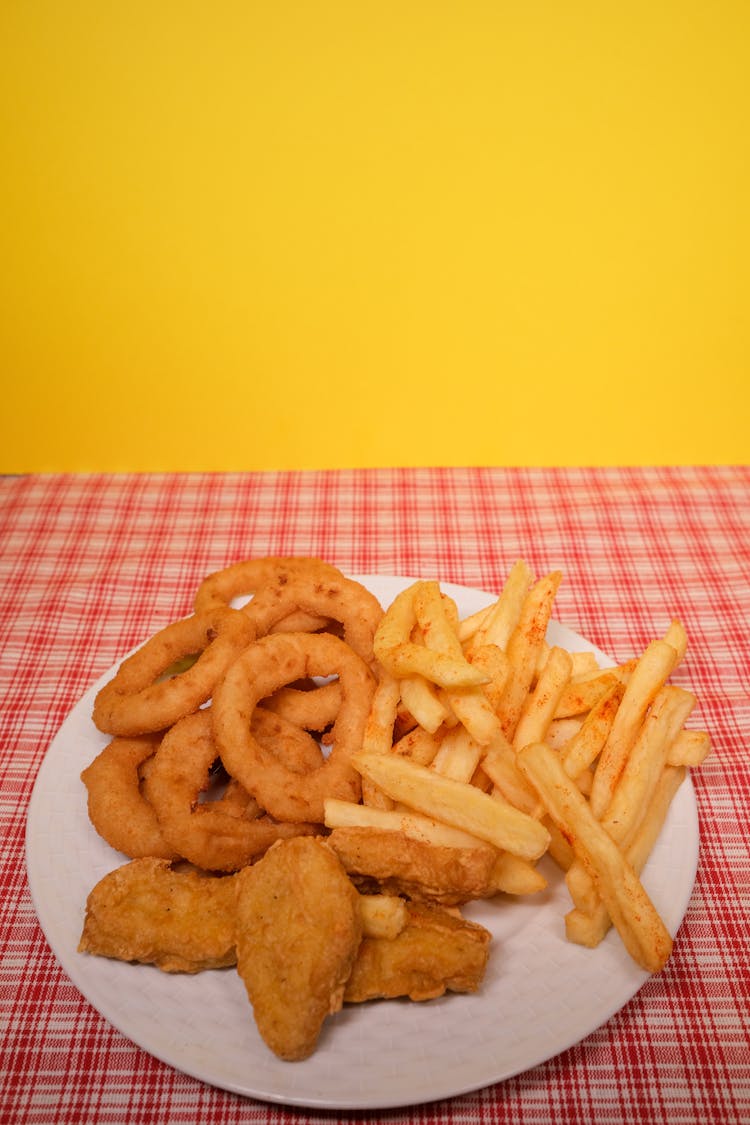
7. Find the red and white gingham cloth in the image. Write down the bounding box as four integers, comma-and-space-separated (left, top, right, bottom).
1, 467, 748, 1125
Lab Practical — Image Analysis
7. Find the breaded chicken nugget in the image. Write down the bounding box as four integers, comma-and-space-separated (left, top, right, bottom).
235, 837, 362, 1061
345, 901, 492, 1003
78, 857, 238, 973
327, 825, 499, 905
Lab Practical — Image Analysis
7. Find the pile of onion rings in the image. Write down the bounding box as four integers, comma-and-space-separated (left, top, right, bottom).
83, 558, 384, 871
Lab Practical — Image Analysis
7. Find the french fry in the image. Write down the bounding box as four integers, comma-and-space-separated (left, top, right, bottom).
470, 762, 494, 792
468, 643, 510, 711
361, 778, 396, 810
392, 724, 444, 766
565, 685, 695, 912
602, 685, 695, 849
441, 590, 461, 629
362, 673, 400, 756
496, 571, 562, 740
663, 619, 688, 664
456, 602, 493, 645
554, 662, 636, 719
491, 852, 547, 895
431, 725, 483, 783
564, 856, 599, 914
359, 672, 401, 808
323, 797, 498, 852
357, 893, 409, 940
414, 580, 467, 662
544, 816, 576, 871
352, 750, 551, 861
569, 650, 601, 678
545, 716, 584, 751
565, 765, 687, 949
534, 642, 599, 682
561, 681, 625, 777
667, 728, 711, 767
442, 685, 503, 746
412, 581, 503, 745
574, 768, 593, 797
588, 639, 682, 818
516, 741, 673, 973
513, 646, 573, 752
374, 582, 488, 688
569, 657, 637, 686
465, 559, 534, 656
399, 675, 452, 733
482, 734, 541, 817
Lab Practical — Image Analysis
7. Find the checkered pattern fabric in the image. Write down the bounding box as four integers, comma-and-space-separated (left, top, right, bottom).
1, 468, 748, 1124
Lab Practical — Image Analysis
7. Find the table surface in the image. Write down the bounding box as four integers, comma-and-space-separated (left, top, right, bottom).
1, 467, 748, 1125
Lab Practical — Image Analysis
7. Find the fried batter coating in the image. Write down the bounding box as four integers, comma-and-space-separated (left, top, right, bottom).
81, 734, 177, 860
142, 709, 319, 871
235, 837, 363, 1061
78, 858, 238, 973
344, 902, 492, 1003
327, 826, 499, 905
92, 608, 255, 736
213, 632, 376, 824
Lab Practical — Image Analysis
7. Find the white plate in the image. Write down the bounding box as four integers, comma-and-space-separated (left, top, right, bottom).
26, 575, 699, 1110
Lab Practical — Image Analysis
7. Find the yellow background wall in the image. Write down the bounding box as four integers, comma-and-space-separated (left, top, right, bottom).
1, 2, 748, 471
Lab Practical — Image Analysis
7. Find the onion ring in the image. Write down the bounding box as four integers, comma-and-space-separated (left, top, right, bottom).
213, 631, 377, 824
244, 574, 384, 667
194, 557, 343, 634
92, 608, 255, 737
252, 706, 327, 772
260, 680, 342, 734
81, 734, 177, 860
143, 710, 320, 871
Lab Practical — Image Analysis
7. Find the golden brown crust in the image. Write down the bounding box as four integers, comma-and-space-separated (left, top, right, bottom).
244, 572, 384, 668
92, 608, 255, 736
193, 556, 343, 633
142, 710, 319, 871
327, 826, 499, 905
344, 901, 492, 1002
234, 837, 363, 1061
213, 632, 376, 824
81, 734, 176, 860
78, 858, 238, 973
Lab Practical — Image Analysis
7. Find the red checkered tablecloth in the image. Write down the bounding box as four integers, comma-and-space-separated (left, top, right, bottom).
1, 468, 748, 1124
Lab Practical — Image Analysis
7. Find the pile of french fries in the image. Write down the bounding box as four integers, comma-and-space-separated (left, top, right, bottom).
324, 561, 710, 974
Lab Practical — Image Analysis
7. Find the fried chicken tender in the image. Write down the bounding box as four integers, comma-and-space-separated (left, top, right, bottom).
344, 901, 492, 1003
78, 857, 238, 973
235, 836, 363, 1061
327, 826, 499, 905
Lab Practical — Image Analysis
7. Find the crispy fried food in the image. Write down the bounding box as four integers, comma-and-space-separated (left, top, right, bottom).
193, 555, 342, 633
260, 680, 342, 735
244, 571, 385, 668
373, 582, 490, 688
79, 556, 709, 1029
213, 631, 376, 824
78, 858, 238, 973
357, 893, 409, 939
142, 710, 319, 871
516, 741, 674, 974
92, 608, 255, 736
344, 901, 492, 1003
81, 733, 177, 860
352, 750, 550, 861
327, 825, 499, 906
234, 837, 363, 1061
